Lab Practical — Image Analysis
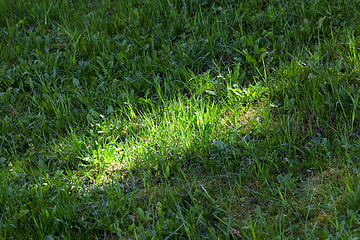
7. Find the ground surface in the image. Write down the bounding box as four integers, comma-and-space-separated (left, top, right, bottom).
1, 0, 360, 239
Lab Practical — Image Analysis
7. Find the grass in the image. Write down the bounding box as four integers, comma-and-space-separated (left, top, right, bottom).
0, 0, 360, 238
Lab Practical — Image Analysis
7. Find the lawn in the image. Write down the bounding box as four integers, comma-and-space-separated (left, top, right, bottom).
1, 0, 360, 239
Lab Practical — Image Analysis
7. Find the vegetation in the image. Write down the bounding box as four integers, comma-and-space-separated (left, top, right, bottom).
1, 0, 360, 238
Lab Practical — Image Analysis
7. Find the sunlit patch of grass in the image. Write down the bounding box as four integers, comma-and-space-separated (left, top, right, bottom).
219, 104, 261, 133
